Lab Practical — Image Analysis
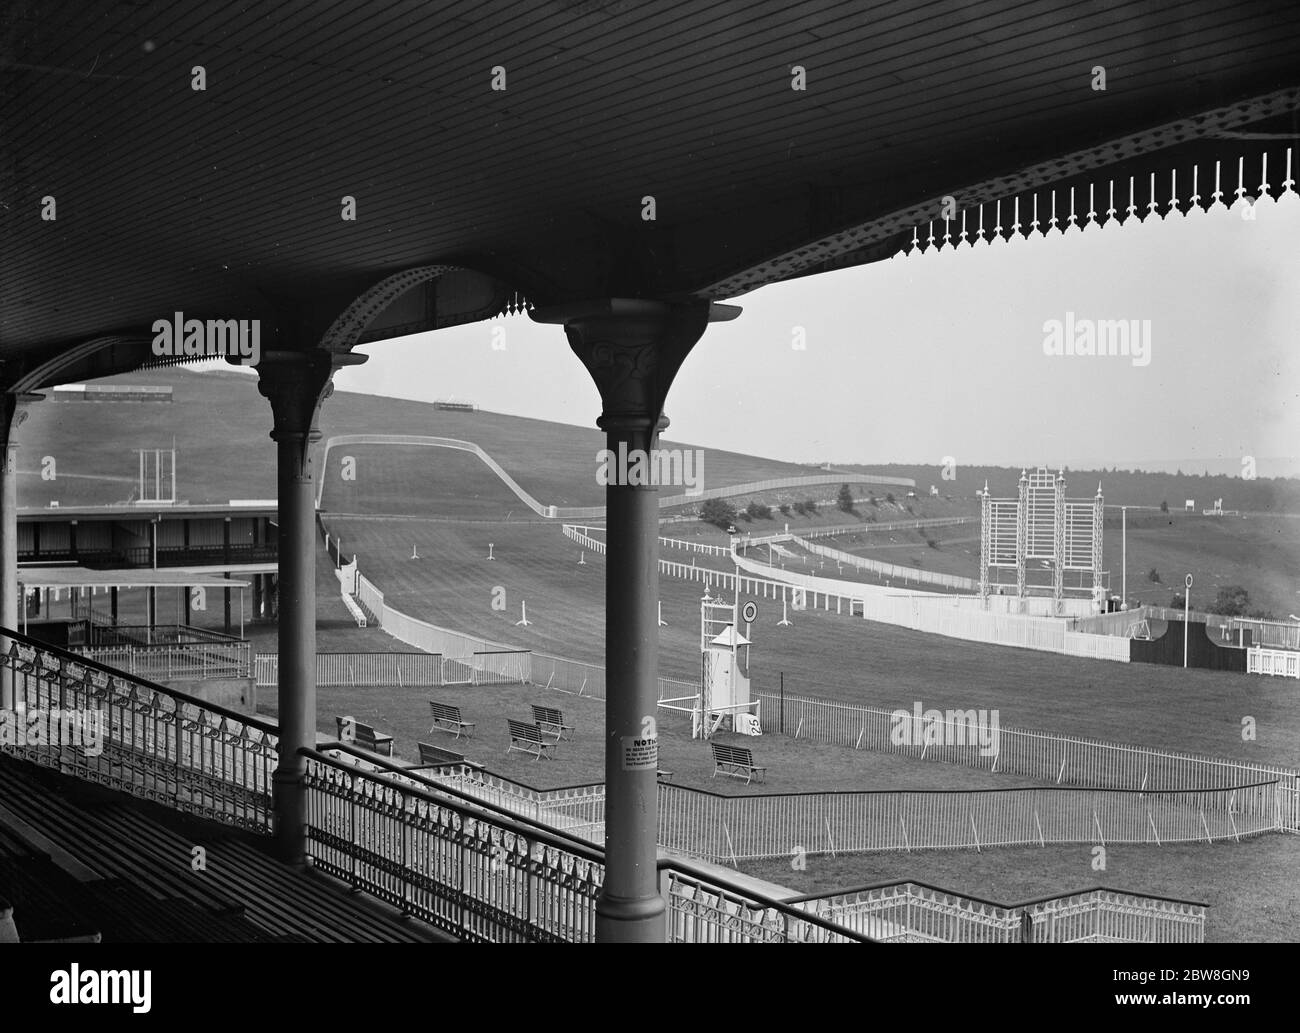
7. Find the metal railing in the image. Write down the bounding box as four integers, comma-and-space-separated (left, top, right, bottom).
0, 628, 276, 830
653, 781, 1279, 863
786, 881, 1207, 943
79, 641, 252, 681
90, 624, 243, 647
757, 689, 1299, 829
255, 652, 445, 688
304, 744, 871, 943
347, 743, 1280, 864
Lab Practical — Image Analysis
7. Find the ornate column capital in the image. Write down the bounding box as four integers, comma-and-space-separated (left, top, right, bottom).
531, 299, 739, 432
256, 349, 366, 476
0, 392, 45, 451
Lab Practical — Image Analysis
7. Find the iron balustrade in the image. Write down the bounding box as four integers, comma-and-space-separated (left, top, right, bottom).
0, 627, 276, 830
303, 744, 872, 943
784, 880, 1208, 943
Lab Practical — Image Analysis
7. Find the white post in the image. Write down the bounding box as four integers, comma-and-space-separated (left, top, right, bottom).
1184, 574, 1192, 669
658, 600, 666, 627
516, 599, 531, 626
488, 543, 495, 560
1121, 506, 1127, 607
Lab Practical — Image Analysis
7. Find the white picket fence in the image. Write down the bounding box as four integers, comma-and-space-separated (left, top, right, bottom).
1247, 647, 1300, 678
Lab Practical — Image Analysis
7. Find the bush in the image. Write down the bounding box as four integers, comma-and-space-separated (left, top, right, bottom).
700, 498, 737, 531
803, 498, 818, 514
1169, 593, 1186, 610
746, 500, 772, 520
837, 483, 855, 514
739, 511, 752, 522
792, 501, 807, 516
869, 496, 879, 507
885, 493, 895, 504
925, 537, 938, 549
1159, 500, 1169, 513
1147, 567, 1161, 584
1212, 585, 1252, 617
778, 503, 791, 516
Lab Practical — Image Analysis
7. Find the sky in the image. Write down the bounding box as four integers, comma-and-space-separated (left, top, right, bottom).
219, 191, 1300, 473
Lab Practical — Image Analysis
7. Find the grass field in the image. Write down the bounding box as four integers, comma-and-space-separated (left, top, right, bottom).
256, 680, 1045, 795
320, 508, 1300, 768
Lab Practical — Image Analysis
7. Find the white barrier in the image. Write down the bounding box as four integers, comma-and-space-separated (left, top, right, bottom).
727, 549, 1129, 662
256, 652, 444, 688
1248, 647, 1300, 678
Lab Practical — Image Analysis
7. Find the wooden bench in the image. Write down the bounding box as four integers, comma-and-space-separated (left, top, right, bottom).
412, 741, 484, 777
529, 704, 574, 741
711, 742, 766, 784
506, 719, 554, 761
335, 716, 394, 757
427, 701, 476, 740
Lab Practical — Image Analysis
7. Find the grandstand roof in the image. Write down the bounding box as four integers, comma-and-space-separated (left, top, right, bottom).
15, 568, 249, 590
2, 3, 1298, 384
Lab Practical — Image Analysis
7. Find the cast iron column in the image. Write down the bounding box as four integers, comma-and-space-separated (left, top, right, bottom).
531, 299, 738, 942
256, 349, 336, 864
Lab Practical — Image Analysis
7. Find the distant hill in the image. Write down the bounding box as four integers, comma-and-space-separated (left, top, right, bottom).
13, 368, 839, 509
835, 462, 1300, 515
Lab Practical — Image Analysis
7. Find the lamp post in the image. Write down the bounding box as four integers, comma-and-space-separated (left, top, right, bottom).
1121, 506, 1128, 607
1184, 573, 1193, 669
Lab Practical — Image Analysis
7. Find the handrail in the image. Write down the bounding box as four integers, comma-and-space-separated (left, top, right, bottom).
1, 626, 278, 736
782, 877, 1209, 911
303, 745, 606, 860
304, 744, 872, 943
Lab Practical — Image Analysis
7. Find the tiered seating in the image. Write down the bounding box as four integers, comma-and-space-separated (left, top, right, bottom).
0, 755, 448, 943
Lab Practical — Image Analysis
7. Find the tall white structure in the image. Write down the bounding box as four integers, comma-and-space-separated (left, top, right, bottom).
137, 447, 176, 504
697, 592, 755, 739
979, 467, 1104, 612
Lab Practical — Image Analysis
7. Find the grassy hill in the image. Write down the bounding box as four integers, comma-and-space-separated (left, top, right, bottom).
15, 368, 829, 509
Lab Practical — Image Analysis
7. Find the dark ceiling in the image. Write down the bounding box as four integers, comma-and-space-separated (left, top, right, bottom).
3, 0, 1299, 381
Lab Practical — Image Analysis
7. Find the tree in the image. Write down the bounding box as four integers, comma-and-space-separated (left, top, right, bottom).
885, 492, 896, 504
792, 500, 807, 516
1160, 500, 1169, 513
1170, 593, 1187, 610
1147, 567, 1161, 584
778, 503, 791, 516
1212, 585, 1252, 617
700, 498, 737, 531
746, 500, 771, 520
837, 483, 855, 513
803, 497, 818, 514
